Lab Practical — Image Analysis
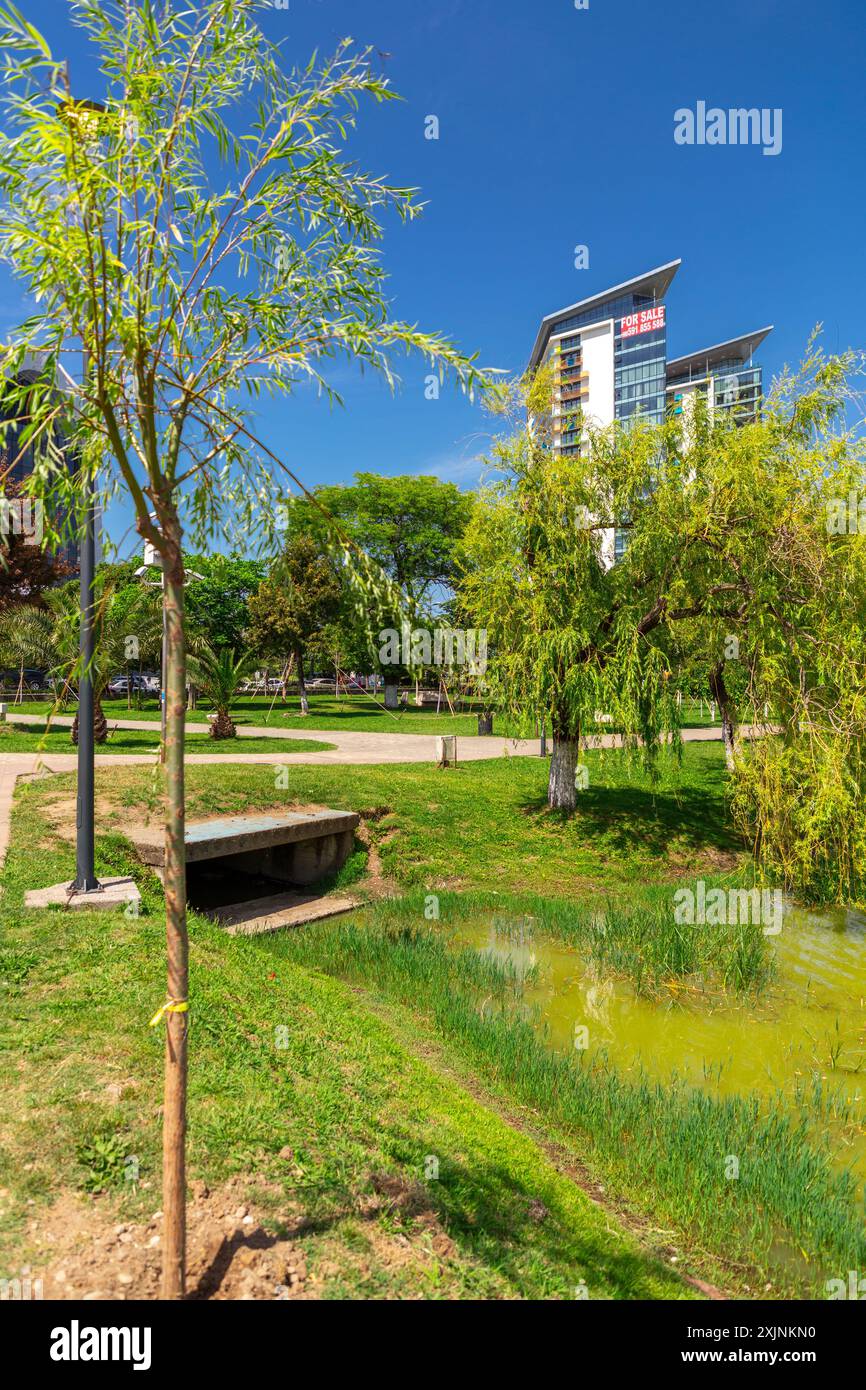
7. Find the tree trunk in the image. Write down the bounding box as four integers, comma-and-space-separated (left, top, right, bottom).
210, 706, 236, 739
160, 515, 189, 1301
548, 727, 581, 811
384, 682, 398, 710
709, 663, 737, 771
71, 692, 109, 745
296, 648, 309, 716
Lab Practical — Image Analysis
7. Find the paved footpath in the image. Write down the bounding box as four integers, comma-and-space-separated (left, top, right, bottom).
0, 719, 737, 870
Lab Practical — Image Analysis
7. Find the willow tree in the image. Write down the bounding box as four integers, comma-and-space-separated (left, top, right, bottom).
725, 344, 866, 904
0, 0, 483, 1298
460, 344, 866, 816
459, 369, 684, 811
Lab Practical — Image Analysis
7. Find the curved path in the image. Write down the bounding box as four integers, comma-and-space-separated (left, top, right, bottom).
3, 709, 733, 765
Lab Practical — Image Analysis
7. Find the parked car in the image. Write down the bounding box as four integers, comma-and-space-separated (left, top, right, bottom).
107, 672, 159, 697
306, 677, 335, 692
0, 667, 48, 694
240, 675, 282, 694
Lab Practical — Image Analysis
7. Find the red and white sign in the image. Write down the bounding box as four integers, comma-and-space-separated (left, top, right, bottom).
620, 305, 666, 340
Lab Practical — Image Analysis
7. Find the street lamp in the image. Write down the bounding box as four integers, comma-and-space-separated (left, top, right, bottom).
58, 88, 107, 897
73, 364, 99, 892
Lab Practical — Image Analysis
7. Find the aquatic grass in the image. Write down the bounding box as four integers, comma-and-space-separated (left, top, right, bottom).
372, 889, 776, 998
262, 914, 865, 1290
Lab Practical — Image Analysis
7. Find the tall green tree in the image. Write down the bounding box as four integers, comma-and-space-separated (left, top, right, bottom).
183, 555, 266, 651
723, 346, 866, 903
45, 578, 158, 740
0, 0, 484, 1297
287, 473, 473, 609
283, 475, 474, 703
246, 534, 342, 713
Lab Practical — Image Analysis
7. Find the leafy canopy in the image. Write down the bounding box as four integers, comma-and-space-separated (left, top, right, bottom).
0, 0, 488, 565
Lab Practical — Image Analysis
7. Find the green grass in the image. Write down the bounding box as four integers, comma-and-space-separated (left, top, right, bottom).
0, 721, 334, 756
14, 693, 725, 737
4, 743, 832, 1299
16, 693, 486, 735
0, 795, 695, 1301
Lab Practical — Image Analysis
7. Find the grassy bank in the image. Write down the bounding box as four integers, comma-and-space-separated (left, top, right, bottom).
0, 793, 695, 1300
261, 913, 864, 1296
4, 746, 840, 1299
5, 740, 739, 896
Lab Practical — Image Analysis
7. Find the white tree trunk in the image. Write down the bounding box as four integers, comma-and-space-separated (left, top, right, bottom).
384, 683, 399, 710
548, 733, 580, 810
709, 665, 738, 772
296, 648, 309, 716
720, 712, 735, 770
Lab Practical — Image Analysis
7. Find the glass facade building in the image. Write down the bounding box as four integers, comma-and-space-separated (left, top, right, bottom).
529, 260, 771, 450
529, 260, 772, 565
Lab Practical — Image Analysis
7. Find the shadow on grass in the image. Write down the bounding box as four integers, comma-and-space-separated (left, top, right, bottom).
516, 778, 741, 861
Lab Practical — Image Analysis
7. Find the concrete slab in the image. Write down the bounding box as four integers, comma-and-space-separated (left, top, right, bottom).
127, 809, 359, 866
25, 875, 141, 912
218, 892, 361, 937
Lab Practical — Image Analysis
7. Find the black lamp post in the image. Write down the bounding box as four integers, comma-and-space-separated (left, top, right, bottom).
60, 84, 106, 895
74, 383, 99, 891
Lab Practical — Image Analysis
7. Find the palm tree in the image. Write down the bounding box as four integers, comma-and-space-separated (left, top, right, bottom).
186, 639, 257, 739
0, 604, 56, 703
45, 581, 160, 744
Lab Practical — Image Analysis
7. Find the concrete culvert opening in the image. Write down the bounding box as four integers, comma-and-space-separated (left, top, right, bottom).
127, 808, 361, 933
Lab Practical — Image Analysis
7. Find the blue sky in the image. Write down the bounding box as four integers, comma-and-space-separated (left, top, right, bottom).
4, 0, 866, 556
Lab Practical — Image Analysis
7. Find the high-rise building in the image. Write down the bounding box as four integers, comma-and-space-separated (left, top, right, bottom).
528, 259, 772, 456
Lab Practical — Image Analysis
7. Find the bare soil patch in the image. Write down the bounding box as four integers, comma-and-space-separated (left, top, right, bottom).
24, 1179, 311, 1301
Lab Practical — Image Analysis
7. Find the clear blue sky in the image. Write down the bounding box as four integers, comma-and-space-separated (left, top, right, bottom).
5, 0, 865, 556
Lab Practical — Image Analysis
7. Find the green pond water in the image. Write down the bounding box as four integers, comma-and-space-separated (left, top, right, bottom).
453, 903, 866, 1183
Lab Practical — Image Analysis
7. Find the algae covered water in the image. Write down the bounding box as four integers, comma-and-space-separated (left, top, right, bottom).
455, 902, 866, 1181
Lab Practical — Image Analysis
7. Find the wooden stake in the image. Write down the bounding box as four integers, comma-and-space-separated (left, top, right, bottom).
160, 515, 189, 1300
